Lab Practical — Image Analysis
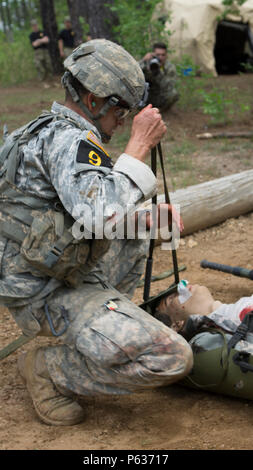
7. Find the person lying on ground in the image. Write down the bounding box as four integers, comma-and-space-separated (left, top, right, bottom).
155, 280, 253, 336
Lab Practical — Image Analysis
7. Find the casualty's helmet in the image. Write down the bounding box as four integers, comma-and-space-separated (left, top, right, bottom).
62, 39, 147, 109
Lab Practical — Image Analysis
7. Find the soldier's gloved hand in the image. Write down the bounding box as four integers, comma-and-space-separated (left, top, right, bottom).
124, 104, 167, 163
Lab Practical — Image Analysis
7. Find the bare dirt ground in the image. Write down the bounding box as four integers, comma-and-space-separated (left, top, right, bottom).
1, 76, 253, 450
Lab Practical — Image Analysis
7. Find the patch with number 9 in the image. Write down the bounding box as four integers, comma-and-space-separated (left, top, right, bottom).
76, 140, 113, 170
88, 150, 101, 166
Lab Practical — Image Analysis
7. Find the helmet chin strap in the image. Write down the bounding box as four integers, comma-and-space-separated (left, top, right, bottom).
62, 72, 119, 142
77, 99, 112, 143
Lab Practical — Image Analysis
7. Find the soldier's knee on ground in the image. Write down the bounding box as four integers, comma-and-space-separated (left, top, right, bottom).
75, 306, 193, 388
140, 328, 193, 385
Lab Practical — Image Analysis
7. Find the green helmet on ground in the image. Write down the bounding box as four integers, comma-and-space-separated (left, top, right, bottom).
63, 39, 146, 109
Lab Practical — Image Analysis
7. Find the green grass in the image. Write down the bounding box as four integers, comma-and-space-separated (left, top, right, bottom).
237, 140, 253, 150
202, 165, 219, 178
1, 86, 63, 107
218, 139, 253, 154
166, 154, 193, 172
0, 85, 64, 133
236, 157, 252, 166
110, 125, 131, 147
162, 140, 195, 178
169, 140, 197, 156
219, 142, 240, 152
0, 30, 36, 85
179, 174, 199, 188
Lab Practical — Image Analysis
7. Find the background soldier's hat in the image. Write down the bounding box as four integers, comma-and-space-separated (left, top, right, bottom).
64, 16, 71, 22
30, 19, 38, 26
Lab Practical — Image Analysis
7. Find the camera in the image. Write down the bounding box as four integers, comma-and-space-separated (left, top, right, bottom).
149, 56, 161, 72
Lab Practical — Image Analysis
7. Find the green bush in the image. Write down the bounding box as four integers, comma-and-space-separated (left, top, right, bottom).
0, 30, 36, 86
175, 54, 252, 124
175, 55, 207, 110
199, 86, 251, 125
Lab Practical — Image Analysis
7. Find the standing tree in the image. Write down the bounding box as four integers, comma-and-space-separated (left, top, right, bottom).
67, 0, 83, 45
13, 0, 22, 28
39, 0, 62, 73
0, 1, 8, 36
79, 0, 118, 41
20, 0, 30, 26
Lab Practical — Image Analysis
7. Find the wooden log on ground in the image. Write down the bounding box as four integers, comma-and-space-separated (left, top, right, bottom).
143, 169, 253, 237
197, 131, 253, 139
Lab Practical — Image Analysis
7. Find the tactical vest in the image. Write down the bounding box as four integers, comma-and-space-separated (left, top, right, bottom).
0, 112, 110, 287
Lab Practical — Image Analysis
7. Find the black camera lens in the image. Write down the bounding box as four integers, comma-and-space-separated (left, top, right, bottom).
149, 56, 160, 72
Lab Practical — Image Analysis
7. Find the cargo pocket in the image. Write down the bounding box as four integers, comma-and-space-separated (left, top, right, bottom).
76, 301, 153, 367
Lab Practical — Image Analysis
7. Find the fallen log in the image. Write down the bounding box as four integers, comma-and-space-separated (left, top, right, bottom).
197, 131, 253, 139
143, 169, 253, 237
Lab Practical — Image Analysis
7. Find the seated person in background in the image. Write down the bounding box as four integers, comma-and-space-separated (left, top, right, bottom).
58, 16, 76, 59
155, 280, 253, 336
140, 42, 179, 111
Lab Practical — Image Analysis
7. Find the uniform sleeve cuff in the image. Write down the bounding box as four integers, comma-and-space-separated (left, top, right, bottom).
113, 153, 157, 199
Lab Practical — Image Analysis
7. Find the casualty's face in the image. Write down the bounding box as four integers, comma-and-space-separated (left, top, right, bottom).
166, 284, 216, 321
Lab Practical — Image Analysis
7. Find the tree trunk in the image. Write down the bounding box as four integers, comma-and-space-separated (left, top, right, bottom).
78, 0, 88, 21
20, 0, 30, 26
0, 1, 8, 36
4, 0, 13, 35
143, 170, 253, 239
67, 0, 83, 46
5, 0, 12, 28
3, 0, 13, 41
39, 0, 62, 74
28, 0, 39, 18
13, 0, 22, 28
80, 0, 118, 41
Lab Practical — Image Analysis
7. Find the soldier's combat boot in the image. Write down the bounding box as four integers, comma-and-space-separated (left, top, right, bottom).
18, 347, 85, 426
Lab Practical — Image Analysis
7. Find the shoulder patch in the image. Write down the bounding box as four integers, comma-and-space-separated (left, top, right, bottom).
76, 140, 113, 169
86, 130, 110, 156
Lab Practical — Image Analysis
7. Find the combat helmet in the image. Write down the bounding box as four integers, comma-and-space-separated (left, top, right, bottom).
62, 39, 148, 140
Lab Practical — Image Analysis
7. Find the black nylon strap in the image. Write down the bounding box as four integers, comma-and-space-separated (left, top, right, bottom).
157, 142, 170, 203
143, 143, 180, 302
143, 147, 157, 301
157, 142, 180, 284
227, 311, 253, 354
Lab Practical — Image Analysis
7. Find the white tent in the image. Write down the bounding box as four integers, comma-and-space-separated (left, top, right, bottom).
159, 0, 253, 75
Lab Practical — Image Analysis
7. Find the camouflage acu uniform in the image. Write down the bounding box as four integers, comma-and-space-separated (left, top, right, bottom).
63, 47, 74, 58
0, 102, 192, 397
140, 59, 179, 111
34, 48, 53, 81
